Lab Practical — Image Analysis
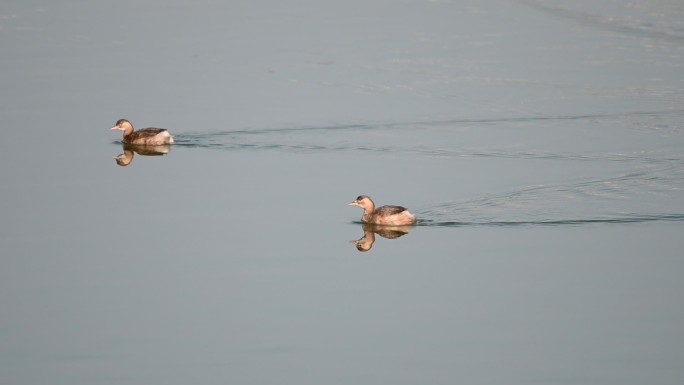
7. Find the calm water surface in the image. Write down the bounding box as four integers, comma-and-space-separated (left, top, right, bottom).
1, 1, 683, 384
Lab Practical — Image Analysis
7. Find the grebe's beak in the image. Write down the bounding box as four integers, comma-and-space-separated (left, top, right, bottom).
110, 126, 119, 130
348, 201, 359, 206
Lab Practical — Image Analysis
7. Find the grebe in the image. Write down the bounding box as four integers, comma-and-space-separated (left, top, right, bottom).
348, 195, 416, 225
110, 118, 174, 145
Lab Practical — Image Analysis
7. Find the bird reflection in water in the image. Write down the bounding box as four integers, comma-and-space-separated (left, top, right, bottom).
350, 223, 413, 252
114, 143, 171, 166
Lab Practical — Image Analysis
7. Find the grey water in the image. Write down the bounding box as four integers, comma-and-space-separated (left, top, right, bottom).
1, 1, 683, 384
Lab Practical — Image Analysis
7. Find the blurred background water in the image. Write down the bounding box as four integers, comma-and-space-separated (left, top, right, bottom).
1, 1, 683, 384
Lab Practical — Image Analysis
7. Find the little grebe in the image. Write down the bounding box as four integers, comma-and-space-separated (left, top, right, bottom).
348, 195, 416, 225
111, 118, 174, 145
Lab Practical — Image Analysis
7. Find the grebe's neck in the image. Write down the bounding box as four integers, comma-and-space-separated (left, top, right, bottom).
121, 125, 134, 137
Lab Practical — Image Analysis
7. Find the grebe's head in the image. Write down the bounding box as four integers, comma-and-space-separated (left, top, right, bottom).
348, 195, 374, 209
111, 118, 132, 131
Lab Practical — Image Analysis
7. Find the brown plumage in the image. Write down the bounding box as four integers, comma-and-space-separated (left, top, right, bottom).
348, 195, 416, 225
110, 118, 174, 145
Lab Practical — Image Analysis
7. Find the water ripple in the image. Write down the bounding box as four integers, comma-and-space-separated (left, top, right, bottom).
416, 214, 684, 227
175, 108, 684, 144
170, 113, 683, 228
523, 0, 684, 43
415, 165, 684, 227
172, 109, 684, 164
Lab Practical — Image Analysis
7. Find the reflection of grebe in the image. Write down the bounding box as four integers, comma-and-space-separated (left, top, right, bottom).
111, 118, 174, 145
351, 223, 412, 252
348, 195, 416, 225
114, 150, 135, 166
114, 143, 171, 167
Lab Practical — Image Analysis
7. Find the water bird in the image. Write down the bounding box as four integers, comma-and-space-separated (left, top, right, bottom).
348, 195, 416, 225
110, 118, 174, 145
